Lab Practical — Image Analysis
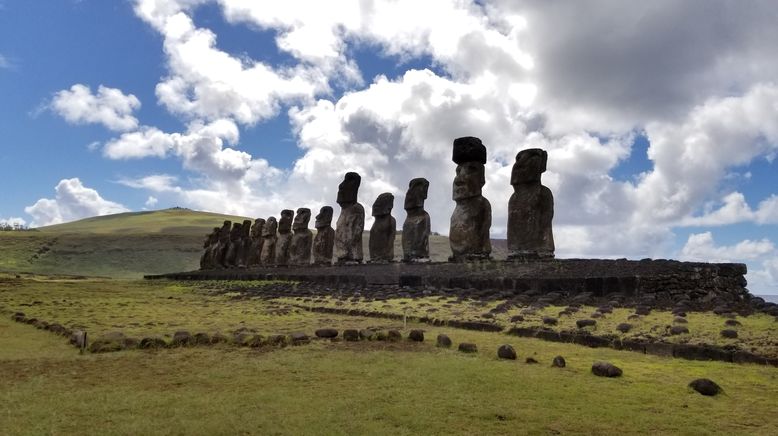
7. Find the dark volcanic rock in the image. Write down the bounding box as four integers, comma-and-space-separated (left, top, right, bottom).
525, 357, 538, 364
576, 319, 597, 328
312, 206, 335, 265
689, 378, 722, 396
408, 329, 425, 342
402, 178, 431, 262
315, 328, 339, 338
387, 330, 402, 342
171, 331, 193, 347
335, 172, 365, 264
369, 193, 396, 263
616, 323, 633, 333
507, 148, 554, 260
591, 361, 622, 377
289, 208, 313, 266
720, 329, 738, 339
552, 355, 566, 368
342, 329, 360, 341
437, 334, 453, 348
497, 344, 517, 360
724, 319, 742, 327
458, 342, 478, 353
670, 326, 689, 335
542, 316, 558, 326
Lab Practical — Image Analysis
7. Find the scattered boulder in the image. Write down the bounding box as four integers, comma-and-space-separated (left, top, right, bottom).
591, 361, 622, 377
497, 344, 517, 360
673, 317, 688, 324
192, 332, 211, 346
342, 329, 360, 341
724, 319, 742, 327
552, 356, 566, 368
525, 357, 538, 364
408, 329, 425, 342
267, 334, 290, 347
287, 332, 307, 345
171, 331, 193, 347
210, 333, 230, 344
542, 316, 558, 326
234, 332, 253, 346
387, 330, 403, 342
635, 306, 651, 316
89, 332, 131, 353
510, 315, 525, 323
437, 334, 453, 348
616, 323, 633, 333
359, 329, 376, 340
670, 326, 689, 335
458, 342, 478, 353
689, 378, 722, 396
576, 319, 597, 328
720, 329, 738, 339
627, 314, 641, 321
139, 337, 167, 349
590, 312, 603, 319
315, 328, 339, 338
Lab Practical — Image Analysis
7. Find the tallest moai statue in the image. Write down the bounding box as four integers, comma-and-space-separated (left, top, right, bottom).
334, 172, 365, 264
449, 136, 492, 261
507, 148, 554, 260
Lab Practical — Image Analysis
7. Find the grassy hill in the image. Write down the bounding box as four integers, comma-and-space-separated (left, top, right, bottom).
0, 208, 506, 278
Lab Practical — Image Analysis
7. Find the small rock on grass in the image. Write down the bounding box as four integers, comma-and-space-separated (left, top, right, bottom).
171, 331, 193, 347
497, 344, 517, 360
720, 329, 738, 339
387, 330, 402, 342
591, 361, 622, 377
689, 378, 722, 396
525, 357, 538, 364
315, 328, 338, 338
408, 329, 424, 342
577, 319, 597, 328
673, 317, 688, 324
542, 316, 558, 326
342, 329, 360, 341
724, 319, 742, 327
458, 343, 478, 353
192, 332, 210, 346
436, 334, 452, 348
670, 326, 689, 335
551, 356, 566, 368
616, 323, 632, 333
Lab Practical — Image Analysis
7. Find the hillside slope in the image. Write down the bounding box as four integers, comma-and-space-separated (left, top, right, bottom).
0, 208, 507, 278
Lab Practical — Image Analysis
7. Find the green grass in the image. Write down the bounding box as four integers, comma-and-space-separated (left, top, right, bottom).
1, 276, 778, 435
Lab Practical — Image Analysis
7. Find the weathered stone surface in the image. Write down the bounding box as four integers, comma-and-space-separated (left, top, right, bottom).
387, 329, 402, 342
247, 218, 265, 267
139, 337, 167, 349
335, 172, 365, 264
290, 332, 309, 345
689, 378, 722, 396
670, 325, 689, 335
359, 329, 376, 340
458, 342, 478, 353
223, 222, 244, 267
497, 344, 517, 360
402, 178, 431, 262
552, 355, 566, 368
616, 323, 633, 333
542, 316, 558, 326
577, 319, 597, 328
315, 328, 339, 338
408, 329, 424, 342
591, 361, 622, 377
171, 331, 193, 347
720, 329, 738, 338
259, 217, 278, 266
210, 221, 231, 268
199, 227, 220, 269
369, 193, 396, 263
343, 329, 360, 341
507, 148, 554, 260
312, 206, 335, 265
437, 334, 453, 348
450, 138, 491, 261
290, 208, 313, 266
236, 219, 253, 268
193, 332, 211, 346
275, 209, 294, 266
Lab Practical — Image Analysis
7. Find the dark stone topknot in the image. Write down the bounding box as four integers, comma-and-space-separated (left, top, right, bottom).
453, 136, 487, 165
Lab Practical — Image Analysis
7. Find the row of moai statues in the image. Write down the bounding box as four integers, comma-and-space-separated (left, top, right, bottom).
200, 135, 554, 268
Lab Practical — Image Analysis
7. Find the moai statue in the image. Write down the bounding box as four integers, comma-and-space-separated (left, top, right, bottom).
223, 222, 244, 267
200, 227, 219, 269
402, 178, 431, 262
214, 220, 232, 268
507, 148, 555, 260
334, 172, 365, 264
259, 217, 278, 266
246, 218, 265, 267
275, 209, 294, 266
449, 136, 491, 261
369, 193, 396, 263
235, 219, 252, 268
312, 206, 335, 265
290, 208, 313, 266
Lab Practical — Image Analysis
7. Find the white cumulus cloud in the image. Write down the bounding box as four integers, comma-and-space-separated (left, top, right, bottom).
51, 84, 141, 131
24, 178, 130, 227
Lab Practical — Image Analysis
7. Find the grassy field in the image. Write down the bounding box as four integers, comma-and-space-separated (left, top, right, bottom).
1, 275, 778, 435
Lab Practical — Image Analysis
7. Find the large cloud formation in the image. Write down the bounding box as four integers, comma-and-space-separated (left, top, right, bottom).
40, 0, 778, 292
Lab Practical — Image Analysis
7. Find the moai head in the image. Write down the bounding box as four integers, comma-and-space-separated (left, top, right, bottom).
372, 193, 394, 217
336, 172, 361, 207
453, 161, 486, 201
404, 178, 429, 210
278, 209, 294, 233
230, 222, 242, 240
293, 208, 311, 231
219, 220, 232, 240
263, 217, 278, 237
205, 227, 219, 247
241, 219, 252, 238
511, 148, 547, 185
250, 218, 265, 239
315, 206, 333, 229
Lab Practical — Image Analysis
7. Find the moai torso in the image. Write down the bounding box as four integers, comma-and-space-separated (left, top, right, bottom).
259, 217, 278, 266
213, 221, 232, 268
236, 219, 252, 268
334, 172, 365, 264
275, 210, 294, 266
312, 206, 335, 265
290, 208, 313, 266
449, 137, 491, 261
369, 193, 396, 263
507, 148, 555, 259
246, 218, 265, 267
402, 178, 431, 262
200, 227, 219, 269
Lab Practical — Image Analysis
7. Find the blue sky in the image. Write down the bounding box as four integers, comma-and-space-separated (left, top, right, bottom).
1, 0, 777, 293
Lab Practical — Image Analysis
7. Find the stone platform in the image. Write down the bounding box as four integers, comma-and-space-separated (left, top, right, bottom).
146, 259, 749, 308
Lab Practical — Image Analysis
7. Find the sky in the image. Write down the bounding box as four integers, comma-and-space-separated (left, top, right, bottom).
1, 0, 777, 294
